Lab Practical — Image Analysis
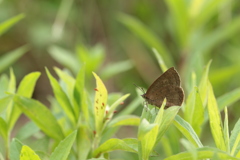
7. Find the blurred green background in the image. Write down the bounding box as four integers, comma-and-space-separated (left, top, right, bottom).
1, 0, 240, 159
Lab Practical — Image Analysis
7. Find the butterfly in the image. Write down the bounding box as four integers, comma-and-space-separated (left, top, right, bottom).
141, 67, 184, 109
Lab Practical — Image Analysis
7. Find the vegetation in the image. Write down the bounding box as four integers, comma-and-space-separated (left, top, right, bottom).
0, 0, 240, 160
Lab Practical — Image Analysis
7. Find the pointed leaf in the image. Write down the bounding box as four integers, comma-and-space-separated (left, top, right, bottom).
198, 60, 211, 105
0, 14, 25, 36
14, 95, 64, 141
10, 139, 23, 160
20, 145, 41, 160
46, 68, 76, 125
49, 131, 77, 160
230, 119, 240, 156
174, 115, 203, 147
93, 72, 108, 134
207, 81, 226, 151
93, 138, 137, 157
8, 72, 40, 131
0, 45, 29, 73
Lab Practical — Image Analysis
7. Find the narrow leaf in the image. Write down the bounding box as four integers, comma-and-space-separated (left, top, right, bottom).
49, 131, 77, 160
46, 68, 76, 125
174, 115, 203, 147
230, 119, 240, 156
0, 45, 29, 73
207, 81, 226, 151
198, 60, 211, 105
217, 87, 240, 111
164, 147, 239, 160
14, 95, 64, 141
93, 138, 137, 157
93, 72, 108, 134
0, 14, 25, 36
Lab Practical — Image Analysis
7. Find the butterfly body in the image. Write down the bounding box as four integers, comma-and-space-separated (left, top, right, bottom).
142, 67, 184, 109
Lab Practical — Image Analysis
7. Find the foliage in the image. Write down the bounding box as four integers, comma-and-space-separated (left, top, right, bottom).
0, 0, 240, 159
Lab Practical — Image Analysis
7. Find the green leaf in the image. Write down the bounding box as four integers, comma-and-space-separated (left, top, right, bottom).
117, 13, 173, 67
165, 0, 189, 47
74, 65, 89, 122
0, 45, 29, 73
46, 68, 76, 125
207, 81, 226, 151
54, 67, 75, 98
16, 121, 39, 140
140, 123, 158, 159
223, 107, 230, 153
174, 115, 203, 147
0, 96, 12, 114
230, 118, 240, 156
198, 60, 211, 105
217, 87, 240, 111
93, 72, 108, 134
108, 115, 140, 127
14, 95, 64, 141
8, 72, 41, 132
76, 126, 91, 160
194, 16, 240, 53
48, 46, 80, 74
156, 106, 180, 143
0, 74, 9, 98
49, 131, 77, 160
100, 60, 133, 79
76, 44, 105, 76
8, 68, 16, 93
116, 96, 142, 117
0, 14, 25, 36
93, 138, 137, 157
184, 87, 204, 135
0, 117, 7, 140
108, 94, 130, 118
20, 145, 41, 160
10, 138, 24, 160
17, 72, 41, 97
138, 119, 157, 141
152, 48, 167, 72
164, 147, 240, 160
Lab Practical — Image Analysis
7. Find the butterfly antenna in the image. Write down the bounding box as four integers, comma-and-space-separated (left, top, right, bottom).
133, 83, 145, 94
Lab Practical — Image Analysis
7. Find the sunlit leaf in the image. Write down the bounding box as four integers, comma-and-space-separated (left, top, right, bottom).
0, 14, 25, 36
20, 145, 41, 160
93, 72, 108, 134
207, 81, 226, 151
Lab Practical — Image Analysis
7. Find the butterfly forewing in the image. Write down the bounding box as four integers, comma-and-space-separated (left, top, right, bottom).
142, 67, 184, 108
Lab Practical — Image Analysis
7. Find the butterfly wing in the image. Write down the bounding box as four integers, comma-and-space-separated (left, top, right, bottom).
143, 85, 184, 108
146, 67, 180, 93
142, 67, 184, 108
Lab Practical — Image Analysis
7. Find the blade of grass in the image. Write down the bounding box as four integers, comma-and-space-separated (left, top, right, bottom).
207, 81, 226, 151
0, 14, 25, 36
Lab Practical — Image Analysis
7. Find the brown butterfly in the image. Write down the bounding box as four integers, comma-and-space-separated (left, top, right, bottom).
141, 67, 184, 109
